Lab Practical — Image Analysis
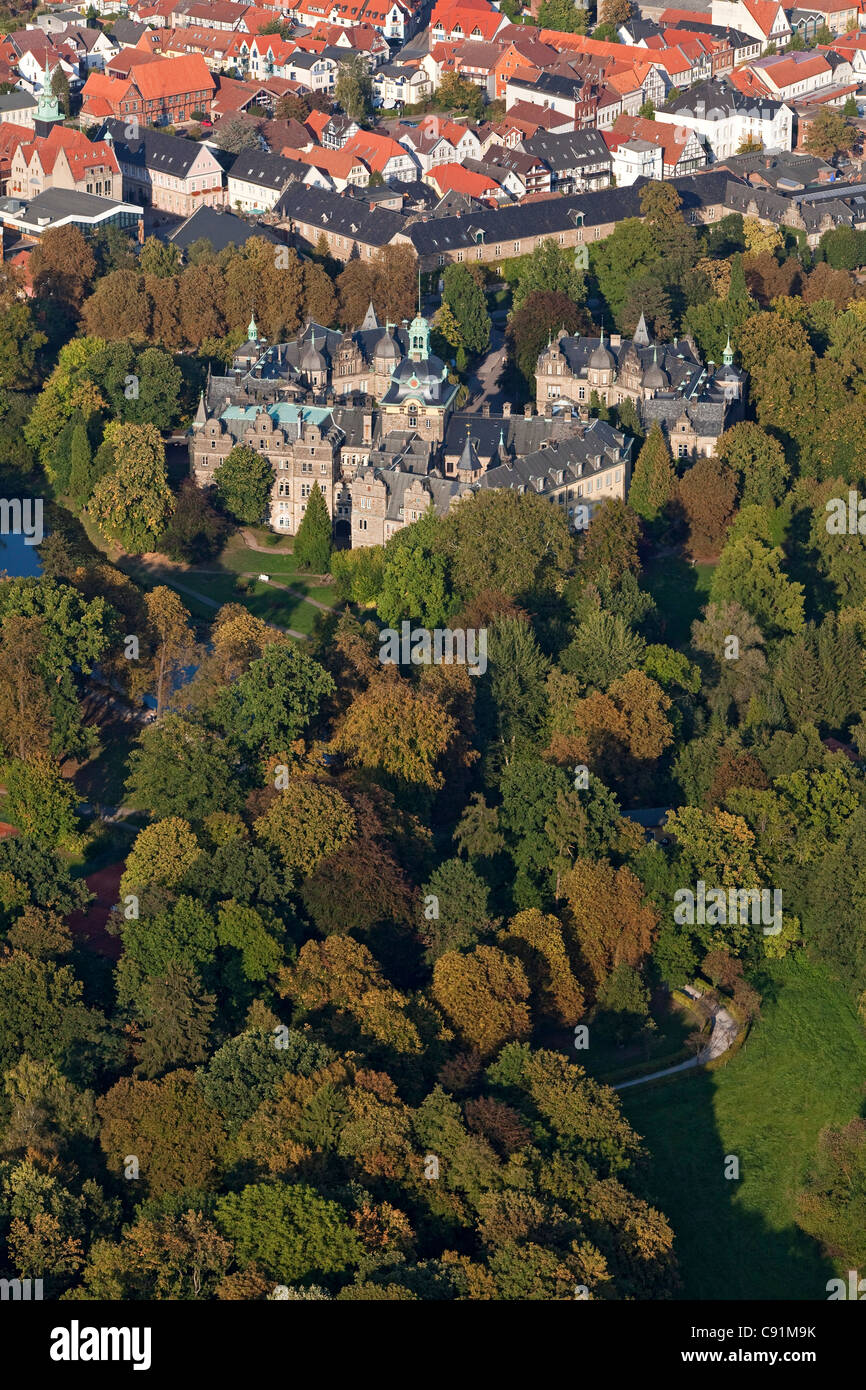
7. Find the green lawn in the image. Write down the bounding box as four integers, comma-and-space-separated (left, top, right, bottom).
620, 954, 866, 1300
644, 557, 715, 647
581, 995, 699, 1086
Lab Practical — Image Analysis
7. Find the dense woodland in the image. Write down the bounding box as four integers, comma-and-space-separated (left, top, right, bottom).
1, 180, 866, 1298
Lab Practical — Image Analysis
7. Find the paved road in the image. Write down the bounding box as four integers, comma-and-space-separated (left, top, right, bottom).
465, 326, 506, 413
613, 986, 742, 1091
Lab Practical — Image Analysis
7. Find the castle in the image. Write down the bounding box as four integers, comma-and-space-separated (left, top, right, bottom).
535, 313, 746, 457
189, 306, 641, 546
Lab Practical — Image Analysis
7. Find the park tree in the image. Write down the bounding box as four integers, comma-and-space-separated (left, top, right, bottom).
3, 756, 80, 849
119, 818, 201, 902
68, 422, 93, 506
89, 422, 173, 553
512, 238, 586, 311
580, 497, 642, 583
432, 945, 532, 1056
506, 289, 585, 388
536, 0, 588, 29
797, 1119, 866, 1267
334, 676, 458, 790
214, 444, 274, 525
253, 779, 356, 876
30, 225, 96, 317
442, 263, 491, 355
714, 422, 789, 507
378, 510, 453, 629
0, 616, 53, 761
135, 964, 216, 1077
560, 858, 658, 992
498, 908, 585, 1027
140, 586, 197, 720
293, 481, 332, 573
676, 455, 739, 559
97, 1071, 224, 1195
334, 54, 372, 123
711, 536, 805, 638
420, 857, 491, 959
627, 421, 676, 522
216, 1182, 361, 1283
125, 715, 243, 821
441, 488, 574, 603
211, 641, 335, 756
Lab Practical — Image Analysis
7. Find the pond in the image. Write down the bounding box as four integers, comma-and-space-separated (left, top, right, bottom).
0, 528, 43, 578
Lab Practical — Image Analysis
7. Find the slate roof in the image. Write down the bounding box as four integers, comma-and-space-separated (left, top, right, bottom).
168, 204, 282, 252
101, 118, 205, 178
275, 181, 407, 246
228, 147, 307, 190
477, 418, 631, 493
523, 128, 612, 172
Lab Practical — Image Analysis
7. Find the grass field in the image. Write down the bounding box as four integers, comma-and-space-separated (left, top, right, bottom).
644, 557, 715, 648
620, 954, 866, 1300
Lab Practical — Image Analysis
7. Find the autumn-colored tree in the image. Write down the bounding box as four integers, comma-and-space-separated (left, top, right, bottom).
89, 421, 174, 553
253, 779, 356, 876
333, 676, 458, 790
279, 936, 423, 1053
0, 615, 52, 761
804, 106, 853, 158
119, 817, 201, 900
571, 669, 673, 792
676, 455, 738, 560
81, 269, 151, 340
303, 260, 337, 325
498, 909, 585, 1027
97, 1070, 225, 1195
560, 859, 658, 991
432, 946, 531, 1057
136, 585, 197, 720
30, 224, 96, 314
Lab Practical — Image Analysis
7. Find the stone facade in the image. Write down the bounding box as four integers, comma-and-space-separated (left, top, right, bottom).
535, 313, 746, 457
190, 308, 634, 547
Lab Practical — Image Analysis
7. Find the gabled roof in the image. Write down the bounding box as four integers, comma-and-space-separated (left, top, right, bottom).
229, 146, 305, 190
134, 52, 215, 99
344, 128, 411, 173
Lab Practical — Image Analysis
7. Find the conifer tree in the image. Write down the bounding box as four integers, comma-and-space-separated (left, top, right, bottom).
68, 423, 92, 506
627, 421, 676, 522
294, 481, 332, 573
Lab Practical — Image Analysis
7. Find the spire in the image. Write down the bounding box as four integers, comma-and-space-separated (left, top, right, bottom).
193, 390, 207, 428
361, 300, 378, 331
459, 429, 479, 474
723, 332, 734, 366
633, 311, 650, 347
247, 311, 257, 342
417, 267, 422, 317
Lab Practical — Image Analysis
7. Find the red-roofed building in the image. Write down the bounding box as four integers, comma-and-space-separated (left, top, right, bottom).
710, 0, 791, 47
604, 112, 708, 179
424, 160, 501, 200
431, 0, 510, 45
10, 125, 121, 199
285, 142, 371, 188
80, 52, 215, 126
343, 127, 418, 178
0, 121, 33, 194
756, 50, 837, 98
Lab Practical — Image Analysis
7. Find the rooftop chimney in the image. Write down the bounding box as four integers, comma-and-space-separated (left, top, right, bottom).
524, 403, 533, 418
502, 401, 511, 417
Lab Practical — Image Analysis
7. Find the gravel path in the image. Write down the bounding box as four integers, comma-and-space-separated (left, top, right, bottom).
613, 986, 743, 1091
